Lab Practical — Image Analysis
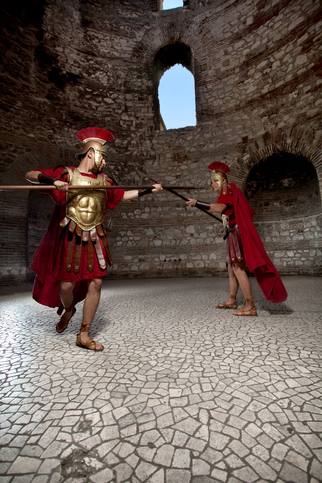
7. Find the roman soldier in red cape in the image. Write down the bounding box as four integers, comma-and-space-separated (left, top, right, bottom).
25, 127, 162, 350
186, 161, 287, 315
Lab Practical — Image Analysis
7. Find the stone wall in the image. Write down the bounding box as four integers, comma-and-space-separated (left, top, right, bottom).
0, 0, 321, 285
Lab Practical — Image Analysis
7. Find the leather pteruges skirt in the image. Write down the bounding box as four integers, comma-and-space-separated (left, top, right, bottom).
225, 224, 244, 266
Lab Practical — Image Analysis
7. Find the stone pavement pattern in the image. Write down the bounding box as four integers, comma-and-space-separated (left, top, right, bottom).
0, 275, 322, 483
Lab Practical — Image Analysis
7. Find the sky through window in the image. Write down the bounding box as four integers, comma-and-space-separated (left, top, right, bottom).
159, 64, 196, 130
163, 0, 183, 9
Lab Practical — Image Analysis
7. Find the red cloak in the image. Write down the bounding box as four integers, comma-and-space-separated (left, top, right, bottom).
230, 182, 288, 303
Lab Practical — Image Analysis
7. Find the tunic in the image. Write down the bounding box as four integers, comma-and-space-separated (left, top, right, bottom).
217, 185, 243, 265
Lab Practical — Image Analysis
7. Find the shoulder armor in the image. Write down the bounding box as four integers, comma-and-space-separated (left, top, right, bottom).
64, 167, 73, 183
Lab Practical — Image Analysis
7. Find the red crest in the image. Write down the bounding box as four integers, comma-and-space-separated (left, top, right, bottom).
208, 162, 230, 174
76, 127, 114, 144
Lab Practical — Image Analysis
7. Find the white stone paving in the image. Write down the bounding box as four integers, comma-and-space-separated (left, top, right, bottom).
0, 275, 321, 482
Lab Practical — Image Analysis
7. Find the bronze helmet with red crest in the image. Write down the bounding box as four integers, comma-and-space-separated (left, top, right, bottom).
208, 161, 230, 191
75, 127, 114, 168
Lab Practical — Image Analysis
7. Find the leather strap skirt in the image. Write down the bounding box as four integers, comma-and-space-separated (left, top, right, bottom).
225, 224, 244, 266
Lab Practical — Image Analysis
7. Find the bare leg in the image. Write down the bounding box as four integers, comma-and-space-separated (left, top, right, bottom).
56, 281, 76, 332
231, 262, 257, 315
228, 265, 239, 301
77, 277, 104, 350
216, 265, 238, 308
60, 281, 76, 310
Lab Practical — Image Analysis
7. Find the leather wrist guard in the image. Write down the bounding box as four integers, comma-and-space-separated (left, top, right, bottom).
138, 188, 152, 198
38, 172, 59, 185
196, 200, 211, 210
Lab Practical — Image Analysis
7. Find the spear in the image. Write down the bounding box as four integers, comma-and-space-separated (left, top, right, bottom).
145, 175, 223, 224
0, 184, 203, 191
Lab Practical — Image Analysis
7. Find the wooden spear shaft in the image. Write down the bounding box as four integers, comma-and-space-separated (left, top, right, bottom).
145, 175, 223, 224
0, 185, 204, 191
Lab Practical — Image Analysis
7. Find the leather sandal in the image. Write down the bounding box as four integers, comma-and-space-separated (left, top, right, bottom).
56, 306, 76, 333
216, 295, 237, 309
76, 323, 104, 351
233, 298, 258, 316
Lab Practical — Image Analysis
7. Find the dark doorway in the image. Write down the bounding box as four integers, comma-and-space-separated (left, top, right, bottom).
244, 152, 320, 221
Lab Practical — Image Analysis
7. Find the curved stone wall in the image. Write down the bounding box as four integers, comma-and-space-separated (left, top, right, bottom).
0, 0, 321, 285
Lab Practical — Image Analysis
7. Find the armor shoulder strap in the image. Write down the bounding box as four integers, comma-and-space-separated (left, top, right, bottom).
64, 167, 73, 183
51, 164, 70, 182
223, 184, 233, 196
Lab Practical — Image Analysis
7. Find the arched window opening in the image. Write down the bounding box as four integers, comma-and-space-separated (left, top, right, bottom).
244, 152, 320, 221
159, 64, 196, 130
153, 42, 195, 130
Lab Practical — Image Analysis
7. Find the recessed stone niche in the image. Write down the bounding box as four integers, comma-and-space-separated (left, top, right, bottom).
245, 153, 321, 222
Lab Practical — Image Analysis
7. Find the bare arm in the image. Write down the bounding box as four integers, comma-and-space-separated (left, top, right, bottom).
210, 203, 226, 214
25, 170, 42, 183
122, 183, 162, 201
122, 190, 141, 201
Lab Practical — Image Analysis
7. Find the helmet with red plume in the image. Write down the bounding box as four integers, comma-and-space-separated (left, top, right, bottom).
208, 162, 230, 191
75, 127, 114, 167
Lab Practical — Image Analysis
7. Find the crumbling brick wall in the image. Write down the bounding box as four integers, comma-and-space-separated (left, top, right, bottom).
0, 0, 321, 285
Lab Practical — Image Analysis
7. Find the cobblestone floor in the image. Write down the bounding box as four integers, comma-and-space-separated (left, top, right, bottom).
0, 275, 322, 483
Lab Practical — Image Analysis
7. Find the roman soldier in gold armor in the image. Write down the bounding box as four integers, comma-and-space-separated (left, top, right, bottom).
25, 127, 162, 351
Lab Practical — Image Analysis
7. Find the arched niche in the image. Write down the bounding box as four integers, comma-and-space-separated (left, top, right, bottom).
153, 41, 194, 130
244, 152, 321, 222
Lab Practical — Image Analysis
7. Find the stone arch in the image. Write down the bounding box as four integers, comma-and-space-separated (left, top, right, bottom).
229, 131, 322, 276
234, 130, 322, 197
244, 152, 320, 222
132, 18, 215, 128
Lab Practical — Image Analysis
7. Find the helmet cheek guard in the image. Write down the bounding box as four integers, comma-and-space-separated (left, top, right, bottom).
211, 171, 226, 191
75, 127, 114, 165
93, 145, 108, 168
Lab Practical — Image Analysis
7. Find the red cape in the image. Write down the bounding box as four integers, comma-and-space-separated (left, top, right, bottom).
230, 182, 288, 303
31, 203, 88, 313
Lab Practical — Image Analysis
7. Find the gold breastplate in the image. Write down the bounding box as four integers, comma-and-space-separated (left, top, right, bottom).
65, 168, 109, 231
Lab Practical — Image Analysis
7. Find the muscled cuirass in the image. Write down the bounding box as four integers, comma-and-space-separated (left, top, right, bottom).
65, 168, 110, 231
